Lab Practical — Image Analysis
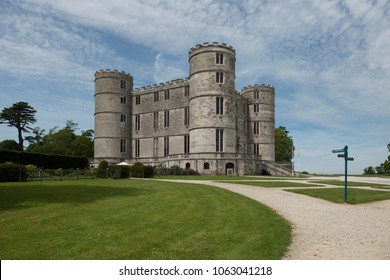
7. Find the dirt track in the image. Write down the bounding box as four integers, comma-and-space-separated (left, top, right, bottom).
158, 176, 390, 259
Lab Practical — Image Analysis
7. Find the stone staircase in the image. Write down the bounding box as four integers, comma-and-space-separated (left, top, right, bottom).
262, 161, 294, 176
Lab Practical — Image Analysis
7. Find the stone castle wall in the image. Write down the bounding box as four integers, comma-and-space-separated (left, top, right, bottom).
93, 43, 276, 175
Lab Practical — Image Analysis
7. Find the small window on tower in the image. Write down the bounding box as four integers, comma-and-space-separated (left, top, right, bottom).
135, 95, 140, 105
120, 96, 127, 104
216, 72, 224, 84
184, 85, 190, 96
216, 53, 224, 64
120, 80, 126, 89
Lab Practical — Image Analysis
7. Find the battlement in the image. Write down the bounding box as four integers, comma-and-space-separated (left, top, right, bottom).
134, 78, 189, 93
241, 84, 274, 94
189, 42, 235, 55
95, 69, 133, 79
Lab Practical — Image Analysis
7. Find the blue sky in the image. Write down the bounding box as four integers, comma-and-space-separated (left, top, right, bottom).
0, 0, 389, 174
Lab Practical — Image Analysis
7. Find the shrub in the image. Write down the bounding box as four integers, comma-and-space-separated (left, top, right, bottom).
25, 164, 37, 170
144, 165, 154, 178
130, 162, 144, 178
97, 160, 108, 170
0, 163, 27, 182
169, 165, 182, 175
108, 165, 130, 179
95, 160, 109, 178
0, 150, 88, 169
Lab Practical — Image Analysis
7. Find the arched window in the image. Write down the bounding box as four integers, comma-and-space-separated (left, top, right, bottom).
204, 162, 210, 169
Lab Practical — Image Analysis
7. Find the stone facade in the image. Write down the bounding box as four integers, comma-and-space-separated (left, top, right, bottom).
94, 42, 275, 175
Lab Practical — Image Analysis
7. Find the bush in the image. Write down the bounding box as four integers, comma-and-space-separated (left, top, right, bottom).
169, 165, 182, 175
108, 165, 130, 179
0, 163, 27, 182
97, 160, 108, 170
130, 162, 144, 178
144, 165, 154, 178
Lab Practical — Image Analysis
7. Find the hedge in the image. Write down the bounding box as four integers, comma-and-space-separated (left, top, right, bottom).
0, 150, 88, 169
0, 163, 27, 182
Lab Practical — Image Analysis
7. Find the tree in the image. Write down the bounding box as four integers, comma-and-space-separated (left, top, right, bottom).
363, 142, 390, 175
363, 166, 375, 175
0, 140, 20, 151
26, 121, 94, 157
0, 102, 37, 151
275, 126, 294, 162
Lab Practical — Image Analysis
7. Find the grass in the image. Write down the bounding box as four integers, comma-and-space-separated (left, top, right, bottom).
0, 179, 291, 260
310, 180, 390, 187
153, 175, 302, 180
232, 181, 321, 188
286, 188, 390, 204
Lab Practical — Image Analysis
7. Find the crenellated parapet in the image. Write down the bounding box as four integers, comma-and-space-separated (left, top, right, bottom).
189, 42, 235, 56
95, 69, 133, 80
133, 78, 189, 94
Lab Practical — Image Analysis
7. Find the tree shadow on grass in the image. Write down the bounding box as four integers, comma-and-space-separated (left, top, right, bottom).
0, 183, 152, 212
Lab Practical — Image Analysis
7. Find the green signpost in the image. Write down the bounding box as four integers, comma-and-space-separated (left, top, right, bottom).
332, 145, 354, 202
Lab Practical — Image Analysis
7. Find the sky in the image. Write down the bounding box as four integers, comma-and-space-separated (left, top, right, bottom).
0, 0, 389, 174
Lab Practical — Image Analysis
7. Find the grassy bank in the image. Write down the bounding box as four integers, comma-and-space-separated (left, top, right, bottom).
0, 179, 291, 260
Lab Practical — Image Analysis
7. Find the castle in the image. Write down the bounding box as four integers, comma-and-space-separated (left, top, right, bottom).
94, 42, 289, 175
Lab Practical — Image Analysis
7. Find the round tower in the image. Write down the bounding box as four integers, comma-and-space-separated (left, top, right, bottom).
242, 84, 275, 161
94, 69, 133, 164
188, 42, 236, 157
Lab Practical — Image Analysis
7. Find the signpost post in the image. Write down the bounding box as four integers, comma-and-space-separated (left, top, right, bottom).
332, 145, 354, 203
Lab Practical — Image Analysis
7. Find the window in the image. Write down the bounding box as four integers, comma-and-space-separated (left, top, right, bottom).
184, 135, 190, 154
254, 90, 259, 99
204, 162, 210, 169
120, 95, 127, 104
254, 144, 259, 155
254, 122, 260, 135
120, 139, 126, 153
154, 91, 159, 102
185, 163, 191, 170
216, 129, 223, 152
216, 72, 224, 83
254, 104, 259, 113
216, 97, 224, 114
135, 139, 140, 157
153, 138, 158, 157
120, 114, 127, 129
135, 114, 140, 131
135, 95, 140, 105
164, 110, 170, 128
153, 112, 159, 129
164, 89, 170, 100
184, 85, 190, 96
164, 137, 169, 156
184, 107, 189, 126
120, 80, 126, 89
216, 52, 224, 64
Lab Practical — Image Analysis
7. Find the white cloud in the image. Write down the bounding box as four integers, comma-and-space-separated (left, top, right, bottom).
1, 0, 389, 173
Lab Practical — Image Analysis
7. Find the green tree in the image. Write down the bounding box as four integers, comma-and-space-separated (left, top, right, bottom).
363, 166, 375, 175
363, 142, 390, 175
0, 140, 20, 151
0, 102, 37, 151
275, 126, 294, 162
26, 121, 94, 157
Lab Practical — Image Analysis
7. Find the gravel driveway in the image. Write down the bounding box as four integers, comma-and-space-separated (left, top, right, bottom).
159, 177, 390, 259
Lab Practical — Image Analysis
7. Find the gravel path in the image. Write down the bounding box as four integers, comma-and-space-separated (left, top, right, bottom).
158, 177, 390, 259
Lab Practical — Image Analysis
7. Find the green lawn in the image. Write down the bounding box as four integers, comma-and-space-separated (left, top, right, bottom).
286, 188, 390, 204
153, 175, 302, 180
0, 179, 291, 260
233, 181, 321, 188
310, 180, 390, 187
